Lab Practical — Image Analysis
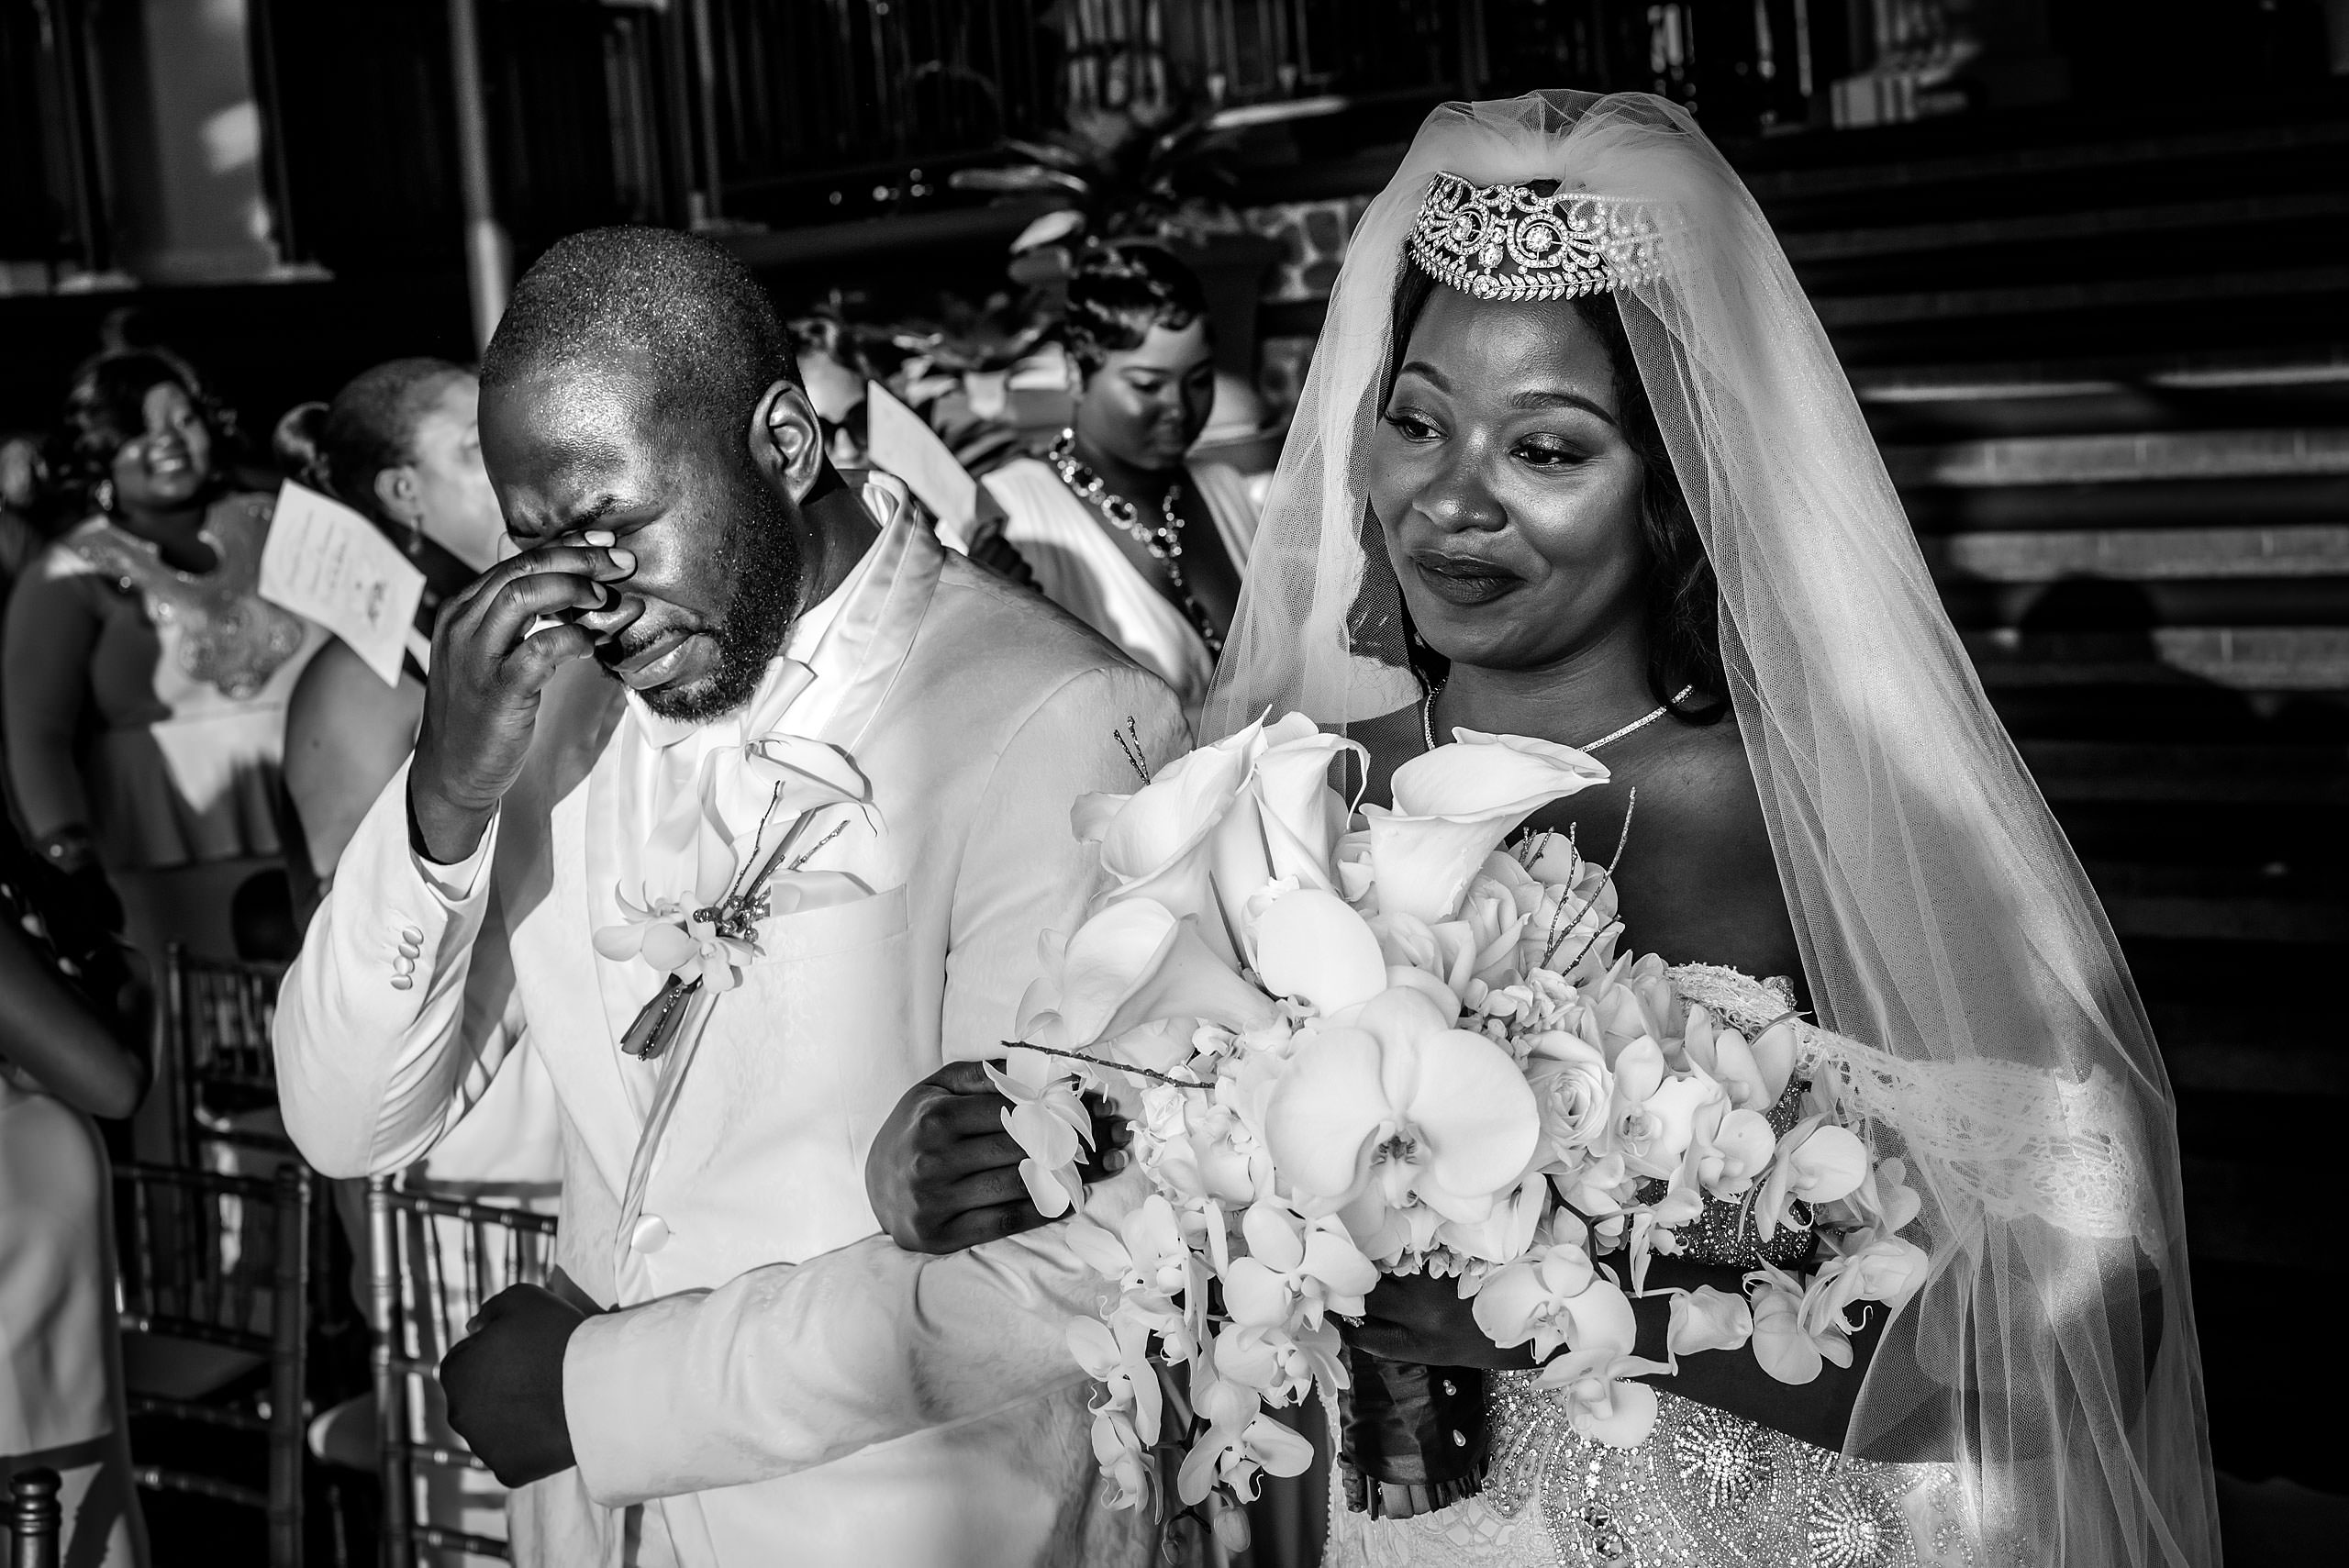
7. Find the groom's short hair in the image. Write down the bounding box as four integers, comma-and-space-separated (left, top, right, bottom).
482, 226, 801, 437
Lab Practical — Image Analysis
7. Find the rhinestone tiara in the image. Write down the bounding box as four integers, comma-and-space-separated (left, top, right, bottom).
1408, 172, 1671, 302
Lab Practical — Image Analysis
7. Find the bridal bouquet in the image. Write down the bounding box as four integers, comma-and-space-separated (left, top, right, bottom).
1002, 714, 1929, 1528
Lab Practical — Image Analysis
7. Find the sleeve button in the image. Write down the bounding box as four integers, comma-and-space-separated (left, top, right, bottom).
389, 975, 414, 992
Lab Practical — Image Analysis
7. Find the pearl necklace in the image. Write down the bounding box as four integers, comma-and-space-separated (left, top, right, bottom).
1047, 428, 1222, 656
1421, 684, 1698, 755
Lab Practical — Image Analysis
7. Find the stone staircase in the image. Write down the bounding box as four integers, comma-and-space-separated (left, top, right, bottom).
1746, 106, 2349, 1487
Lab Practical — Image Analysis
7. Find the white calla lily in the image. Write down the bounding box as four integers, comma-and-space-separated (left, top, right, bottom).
1363, 730, 1609, 924
1018, 900, 1279, 1052
1252, 888, 1386, 1015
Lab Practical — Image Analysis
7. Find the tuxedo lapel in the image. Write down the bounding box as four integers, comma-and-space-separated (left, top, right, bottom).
501, 664, 642, 1207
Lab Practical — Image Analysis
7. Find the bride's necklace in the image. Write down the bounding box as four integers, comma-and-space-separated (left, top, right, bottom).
1421, 683, 1697, 754
1048, 428, 1222, 657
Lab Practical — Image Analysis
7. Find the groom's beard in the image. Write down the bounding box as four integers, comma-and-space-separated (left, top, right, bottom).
630, 484, 804, 723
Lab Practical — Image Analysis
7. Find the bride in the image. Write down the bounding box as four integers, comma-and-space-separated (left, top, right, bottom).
1199, 91, 2217, 1568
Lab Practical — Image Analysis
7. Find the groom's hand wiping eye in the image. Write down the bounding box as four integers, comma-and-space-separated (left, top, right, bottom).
865, 1060, 1131, 1255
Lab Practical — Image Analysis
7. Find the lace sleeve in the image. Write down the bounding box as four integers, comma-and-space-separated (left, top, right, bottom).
1669, 963, 2153, 1250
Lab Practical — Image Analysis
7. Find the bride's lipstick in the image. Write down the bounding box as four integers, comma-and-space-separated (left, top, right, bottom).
1411, 550, 1520, 606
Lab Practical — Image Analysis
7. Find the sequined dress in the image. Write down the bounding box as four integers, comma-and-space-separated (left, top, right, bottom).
1325, 967, 1984, 1568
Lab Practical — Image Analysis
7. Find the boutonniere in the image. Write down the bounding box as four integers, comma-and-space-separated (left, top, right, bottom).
596, 730, 876, 1060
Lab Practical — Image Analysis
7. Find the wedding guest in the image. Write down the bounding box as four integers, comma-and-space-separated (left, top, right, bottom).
0, 434, 53, 601
787, 313, 877, 473
4, 350, 323, 1151
0, 820, 152, 1568
273, 359, 504, 910
984, 243, 1255, 729
273, 228, 1171, 1566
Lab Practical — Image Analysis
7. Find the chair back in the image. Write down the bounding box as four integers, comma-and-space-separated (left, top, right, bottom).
368, 1176, 560, 1567
115, 1160, 311, 1568
6, 1469, 61, 1568
165, 944, 291, 1166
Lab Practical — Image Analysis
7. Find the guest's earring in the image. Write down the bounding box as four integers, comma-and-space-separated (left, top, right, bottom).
92, 478, 114, 515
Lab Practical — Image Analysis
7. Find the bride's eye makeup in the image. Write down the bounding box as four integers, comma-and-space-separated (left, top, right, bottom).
1380, 406, 1444, 441
1511, 433, 1592, 468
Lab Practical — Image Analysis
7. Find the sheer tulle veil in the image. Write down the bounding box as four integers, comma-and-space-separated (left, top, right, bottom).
1204, 91, 2217, 1567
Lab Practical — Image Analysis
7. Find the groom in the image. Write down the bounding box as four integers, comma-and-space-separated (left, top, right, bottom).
273, 228, 1181, 1565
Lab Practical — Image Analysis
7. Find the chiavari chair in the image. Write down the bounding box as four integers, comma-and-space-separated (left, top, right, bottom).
114, 1161, 311, 1568
368, 1176, 559, 1566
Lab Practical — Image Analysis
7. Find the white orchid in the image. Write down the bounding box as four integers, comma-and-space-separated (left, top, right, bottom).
1681, 1098, 1779, 1203
1067, 1311, 1163, 1444
1534, 1345, 1666, 1448
1221, 1202, 1380, 1330
1175, 1376, 1317, 1506
1088, 1406, 1156, 1513
1665, 1284, 1755, 1359
1753, 1117, 1872, 1239
1746, 1262, 1854, 1385
1213, 1319, 1345, 1405
985, 1048, 1094, 1218
591, 888, 763, 992
1264, 988, 1540, 1227
1470, 1235, 1637, 1362
1807, 1227, 1932, 1329
1066, 1195, 1195, 1310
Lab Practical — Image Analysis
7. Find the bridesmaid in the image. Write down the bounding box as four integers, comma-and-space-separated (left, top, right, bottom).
984, 244, 1256, 731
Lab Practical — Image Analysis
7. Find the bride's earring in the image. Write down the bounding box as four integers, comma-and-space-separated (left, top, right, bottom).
93, 477, 114, 515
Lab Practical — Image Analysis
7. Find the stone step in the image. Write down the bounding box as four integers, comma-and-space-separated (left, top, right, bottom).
1942, 577, 2349, 634
1814, 263, 2349, 332
1886, 428, 2349, 489
2021, 741, 2349, 806
1744, 119, 2349, 209
1926, 524, 2349, 583
1781, 191, 2349, 268
1965, 627, 2349, 689
1905, 473, 2349, 535
1853, 350, 2349, 406
1852, 350, 2349, 440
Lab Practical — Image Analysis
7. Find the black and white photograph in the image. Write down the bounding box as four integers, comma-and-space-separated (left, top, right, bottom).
3, 3, 2343, 1564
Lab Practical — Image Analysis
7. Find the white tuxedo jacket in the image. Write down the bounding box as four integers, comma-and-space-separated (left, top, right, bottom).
274, 517, 1184, 1566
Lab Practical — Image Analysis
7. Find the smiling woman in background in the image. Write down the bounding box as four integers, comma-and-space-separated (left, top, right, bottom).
4, 352, 321, 1136
984, 243, 1256, 729
273, 359, 505, 913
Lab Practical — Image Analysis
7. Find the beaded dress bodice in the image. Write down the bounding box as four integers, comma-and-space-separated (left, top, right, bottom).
1326, 1382, 1977, 1568
1325, 965, 1989, 1568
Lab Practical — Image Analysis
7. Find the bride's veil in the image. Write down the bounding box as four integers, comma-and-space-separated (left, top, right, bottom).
1205, 91, 2217, 1567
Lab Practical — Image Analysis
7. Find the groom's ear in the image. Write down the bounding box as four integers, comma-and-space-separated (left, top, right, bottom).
750, 380, 826, 504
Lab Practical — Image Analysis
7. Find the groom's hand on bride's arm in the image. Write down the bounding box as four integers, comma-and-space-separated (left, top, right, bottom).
866, 1060, 1130, 1254
441, 1284, 588, 1487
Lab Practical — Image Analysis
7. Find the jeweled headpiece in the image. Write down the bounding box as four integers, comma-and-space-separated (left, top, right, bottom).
1408, 172, 1669, 302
